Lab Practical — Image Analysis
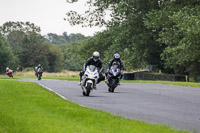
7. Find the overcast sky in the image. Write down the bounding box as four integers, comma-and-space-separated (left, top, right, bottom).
0, 0, 106, 36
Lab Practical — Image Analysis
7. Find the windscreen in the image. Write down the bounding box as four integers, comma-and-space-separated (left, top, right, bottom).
88, 65, 97, 72
111, 65, 119, 71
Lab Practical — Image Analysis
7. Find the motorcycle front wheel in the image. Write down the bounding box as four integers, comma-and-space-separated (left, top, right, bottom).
85, 83, 92, 96
109, 79, 117, 92
38, 74, 41, 80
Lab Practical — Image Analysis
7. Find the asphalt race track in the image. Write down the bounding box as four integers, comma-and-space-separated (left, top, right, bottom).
21, 79, 200, 132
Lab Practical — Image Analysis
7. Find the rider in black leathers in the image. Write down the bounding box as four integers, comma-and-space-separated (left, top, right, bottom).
106, 53, 124, 83
79, 51, 105, 85
108, 53, 124, 72
34, 64, 43, 76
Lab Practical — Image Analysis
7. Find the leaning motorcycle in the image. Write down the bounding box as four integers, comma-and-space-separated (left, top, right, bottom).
106, 64, 121, 92
36, 68, 43, 80
81, 65, 99, 96
7, 70, 13, 77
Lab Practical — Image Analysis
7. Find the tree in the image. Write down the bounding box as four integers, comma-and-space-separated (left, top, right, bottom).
0, 21, 40, 36
145, 0, 200, 77
0, 21, 65, 72
46, 32, 89, 45
62, 42, 84, 71
46, 44, 64, 72
65, 0, 163, 71
0, 33, 18, 73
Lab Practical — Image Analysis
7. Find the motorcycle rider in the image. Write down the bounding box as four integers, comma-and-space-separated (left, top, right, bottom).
6, 67, 9, 73
34, 64, 43, 76
6, 67, 13, 77
105, 53, 124, 84
79, 51, 105, 88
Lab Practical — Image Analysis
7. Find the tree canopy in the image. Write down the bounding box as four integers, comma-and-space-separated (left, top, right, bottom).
65, 0, 200, 79
0, 21, 64, 73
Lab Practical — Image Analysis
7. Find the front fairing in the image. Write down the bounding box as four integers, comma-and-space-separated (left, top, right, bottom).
83, 65, 99, 80
108, 65, 121, 77
81, 65, 99, 90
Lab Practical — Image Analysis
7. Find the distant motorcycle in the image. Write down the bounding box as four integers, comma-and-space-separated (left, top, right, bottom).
7, 70, 13, 77
106, 63, 121, 92
36, 68, 43, 80
80, 65, 99, 96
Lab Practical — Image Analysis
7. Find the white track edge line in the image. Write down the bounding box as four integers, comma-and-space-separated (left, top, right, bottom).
37, 81, 86, 107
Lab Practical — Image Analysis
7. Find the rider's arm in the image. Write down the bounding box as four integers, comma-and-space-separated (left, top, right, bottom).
99, 59, 104, 73
84, 58, 92, 71
120, 60, 124, 71
108, 59, 114, 70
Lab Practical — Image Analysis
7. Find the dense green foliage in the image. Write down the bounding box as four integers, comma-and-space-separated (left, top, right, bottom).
0, 21, 64, 73
47, 32, 89, 45
65, 0, 200, 80
0, 34, 18, 73
145, 0, 200, 77
0, 80, 188, 133
1, 0, 200, 80
0, 21, 91, 73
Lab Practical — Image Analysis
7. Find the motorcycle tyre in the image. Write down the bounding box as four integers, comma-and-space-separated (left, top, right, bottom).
109, 79, 116, 92
85, 83, 92, 96
82, 91, 86, 96
38, 74, 41, 80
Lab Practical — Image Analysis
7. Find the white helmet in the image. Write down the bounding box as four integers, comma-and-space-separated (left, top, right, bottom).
93, 51, 100, 62
6, 67, 9, 71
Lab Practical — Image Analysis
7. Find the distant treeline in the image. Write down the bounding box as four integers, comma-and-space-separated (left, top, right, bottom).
0, 21, 89, 73
1, 0, 200, 81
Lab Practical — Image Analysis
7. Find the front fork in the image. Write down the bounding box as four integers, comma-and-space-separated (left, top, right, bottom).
81, 78, 97, 89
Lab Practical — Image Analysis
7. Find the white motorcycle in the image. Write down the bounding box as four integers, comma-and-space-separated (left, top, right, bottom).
81, 65, 99, 96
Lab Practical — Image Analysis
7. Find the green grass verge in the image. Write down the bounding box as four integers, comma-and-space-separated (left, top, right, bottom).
43, 75, 79, 81
121, 80, 200, 88
0, 80, 187, 133
1, 73, 200, 88
0, 74, 79, 81
0, 75, 19, 79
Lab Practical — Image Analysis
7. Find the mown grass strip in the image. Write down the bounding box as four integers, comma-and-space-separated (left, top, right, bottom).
0, 74, 79, 81
0, 80, 187, 133
121, 80, 200, 88
1, 73, 200, 87
0, 75, 19, 79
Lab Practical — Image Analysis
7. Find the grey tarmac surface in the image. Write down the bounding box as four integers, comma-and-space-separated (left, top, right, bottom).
21, 79, 200, 132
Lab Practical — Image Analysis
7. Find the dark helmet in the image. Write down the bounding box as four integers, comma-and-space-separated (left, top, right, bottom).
93, 51, 100, 62
114, 53, 120, 60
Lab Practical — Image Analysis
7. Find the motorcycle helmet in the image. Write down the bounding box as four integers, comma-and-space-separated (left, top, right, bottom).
93, 51, 100, 62
114, 53, 120, 60
6, 67, 9, 71
38, 64, 41, 68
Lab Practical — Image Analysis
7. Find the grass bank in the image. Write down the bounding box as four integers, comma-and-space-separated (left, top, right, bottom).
121, 80, 200, 88
0, 70, 80, 80
1, 70, 200, 88
0, 80, 187, 133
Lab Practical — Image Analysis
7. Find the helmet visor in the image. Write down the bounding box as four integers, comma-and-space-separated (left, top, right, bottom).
93, 56, 99, 59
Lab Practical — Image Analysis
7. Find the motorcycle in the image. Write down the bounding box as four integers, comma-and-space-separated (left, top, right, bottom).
36, 68, 43, 80
105, 63, 121, 92
81, 65, 99, 96
7, 70, 13, 77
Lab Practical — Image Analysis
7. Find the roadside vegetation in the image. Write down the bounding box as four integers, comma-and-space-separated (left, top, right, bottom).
122, 80, 200, 88
1, 0, 200, 81
0, 80, 188, 133
1, 70, 200, 87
